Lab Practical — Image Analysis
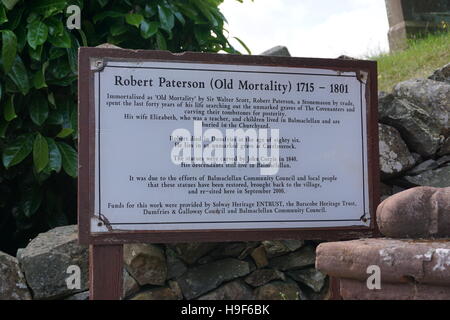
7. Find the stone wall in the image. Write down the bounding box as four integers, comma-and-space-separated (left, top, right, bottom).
378, 63, 450, 197
0, 57, 448, 300
1, 226, 326, 300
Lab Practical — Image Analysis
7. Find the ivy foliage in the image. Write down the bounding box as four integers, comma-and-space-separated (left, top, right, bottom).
0, 0, 247, 254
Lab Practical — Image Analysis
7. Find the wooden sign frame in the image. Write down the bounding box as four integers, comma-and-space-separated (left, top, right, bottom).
78, 47, 380, 299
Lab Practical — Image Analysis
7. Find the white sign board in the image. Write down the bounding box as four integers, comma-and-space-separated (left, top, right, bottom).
89, 57, 372, 233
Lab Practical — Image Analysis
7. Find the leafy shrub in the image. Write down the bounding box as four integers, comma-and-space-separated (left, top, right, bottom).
0, 0, 246, 254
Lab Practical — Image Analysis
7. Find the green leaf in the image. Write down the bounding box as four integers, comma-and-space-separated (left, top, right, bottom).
176, 4, 199, 22
233, 37, 251, 55
156, 32, 167, 50
193, 2, 218, 27
33, 61, 49, 89
0, 6, 8, 25
6, 6, 23, 30
48, 27, 71, 48
3, 94, 16, 121
5, 76, 18, 93
57, 141, 77, 177
30, 0, 66, 15
173, 11, 185, 25
46, 108, 63, 125
158, 5, 174, 33
140, 21, 159, 39
77, 28, 88, 47
2, 134, 33, 168
144, 4, 157, 18
67, 47, 77, 74
15, 24, 26, 50
61, 100, 72, 128
1, 0, 19, 10
27, 20, 48, 49
194, 26, 210, 45
46, 17, 64, 36
47, 75, 76, 86
93, 11, 123, 24
125, 13, 143, 28
66, 35, 79, 74
2, 30, 17, 73
8, 56, 30, 95
211, 5, 227, 23
33, 133, 49, 173
21, 185, 42, 218
29, 92, 49, 126
48, 92, 55, 107
27, 13, 38, 24
56, 127, 73, 138
45, 137, 61, 172
48, 57, 70, 79
49, 47, 65, 60
70, 103, 77, 138
28, 44, 43, 61
0, 119, 9, 138
110, 24, 128, 36
97, 0, 108, 7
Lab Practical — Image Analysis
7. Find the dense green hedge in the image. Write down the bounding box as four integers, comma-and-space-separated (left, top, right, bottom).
0, 0, 247, 254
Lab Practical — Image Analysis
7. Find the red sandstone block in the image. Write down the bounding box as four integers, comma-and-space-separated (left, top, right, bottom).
316, 238, 450, 286
340, 278, 450, 300
377, 186, 450, 238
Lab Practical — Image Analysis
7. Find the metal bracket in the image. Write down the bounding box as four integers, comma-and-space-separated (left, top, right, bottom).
359, 211, 371, 224
357, 70, 368, 84
91, 215, 111, 232
90, 58, 106, 72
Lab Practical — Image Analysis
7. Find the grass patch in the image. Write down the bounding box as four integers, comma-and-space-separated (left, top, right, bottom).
370, 32, 450, 92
